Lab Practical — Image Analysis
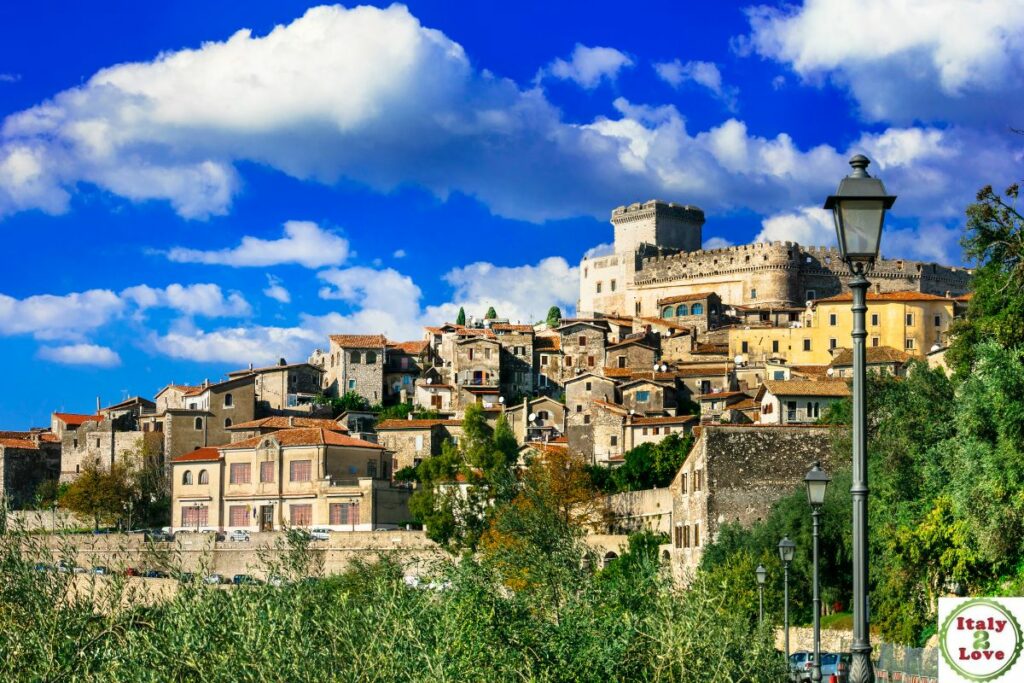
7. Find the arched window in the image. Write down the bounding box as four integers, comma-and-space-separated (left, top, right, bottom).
224, 393, 233, 407
182, 470, 193, 485
198, 470, 209, 485
194, 417, 203, 431
366, 351, 377, 363
662, 307, 674, 319
676, 304, 689, 316
690, 303, 704, 315
224, 418, 232, 428
350, 351, 361, 364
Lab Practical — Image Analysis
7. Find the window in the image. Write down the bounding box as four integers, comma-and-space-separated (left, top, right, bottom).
182, 470, 193, 485
366, 351, 377, 363
224, 393, 233, 407
484, 348, 491, 360
610, 280, 617, 292
587, 355, 595, 367
694, 469, 702, 491
585, 381, 592, 391
347, 379, 356, 390
741, 341, 749, 353
806, 290, 816, 300
290, 504, 313, 527
565, 356, 573, 366
693, 523, 700, 547
905, 338, 915, 350
260, 461, 275, 483
415, 435, 424, 452
803, 339, 812, 352
330, 502, 360, 525
829, 338, 837, 350
786, 400, 798, 421
807, 401, 820, 418
652, 427, 660, 435
350, 351, 361, 363
674, 525, 683, 548
750, 288, 757, 299
872, 337, 880, 347
617, 356, 626, 368
642, 427, 648, 435
681, 473, 687, 493
290, 460, 312, 482
772, 340, 779, 354
662, 307, 674, 319
181, 505, 208, 528
468, 348, 474, 361
610, 436, 618, 447
230, 463, 251, 484
906, 314, 915, 326
596, 282, 602, 294
635, 301, 641, 315
229, 505, 248, 527
636, 390, 650, 402
367, 460, 377, 478
576, 404, 583, 413
73, 438, 78, 448
578, 336, 587, 347
871, 313, 879, 326
583, 415, 590, 425
676, 304, 689, 316
829, 313, 837, 326
690, 303, 704, 315
541, 355, 549, 366
95, 439, 100, 448
683, 525, 690, 548
224, 418, 232, 428
194, 417, 203, 431
934, 315, 941, 326
400, 356, 409, 369
198, 470, 209, 485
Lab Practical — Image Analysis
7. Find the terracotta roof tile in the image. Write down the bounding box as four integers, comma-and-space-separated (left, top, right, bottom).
631, 415, 698, 425
52, 412, 102, 426
490, 324, 534, 333
674, 366, 730, 378
657, 292, 716, 305
0, 438, 39, 450
761, 379, 851, 398
829, 346, 912, 367
534, 337, 561, 351
226, 417, 349, 433
813, 291, 952, 304
593, 399, 628, 414
171, 447, 222, 463
329, 334, 388, 348
376, 419, 463, 430
223, 428, 385, 450
390, 340, 429, 354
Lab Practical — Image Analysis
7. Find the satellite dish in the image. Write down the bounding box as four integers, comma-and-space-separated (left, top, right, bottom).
660, 364, 668, 372
629, 409, 635, 415
734, 355, 744, 365
426, 377, 433, 385
528, 412, 537, 422
653, 363, 659, 371
826, 368, 835, 377
498, 396, 505, 404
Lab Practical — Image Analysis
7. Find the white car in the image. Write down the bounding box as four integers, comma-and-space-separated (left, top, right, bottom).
309, 528, 330, 542
227, 530, 250, 543
203, 573, 225, 585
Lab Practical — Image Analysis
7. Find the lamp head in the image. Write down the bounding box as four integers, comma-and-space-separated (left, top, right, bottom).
823, 155, 896, 267
755, 564, 767, 585
804, 460, 831, 508
778, 536, 796, 564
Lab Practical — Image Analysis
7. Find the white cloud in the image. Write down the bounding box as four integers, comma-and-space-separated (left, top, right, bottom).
0, 289, 124, 341
167, 220, 349, 268
653, 60, 737, 109
439, 256, 579, 323
755, 205, 834, 245
0, 74, 20, 83
539, 44, 634, 89
148, 321, 321, 365
743, 0, 1024, 125
37, 344, 121, 367
121, 283, 251, 318
583, 242, 614, 259
263, 275, 291, 304
392, 249, 406, 259
703, 236, 734, 250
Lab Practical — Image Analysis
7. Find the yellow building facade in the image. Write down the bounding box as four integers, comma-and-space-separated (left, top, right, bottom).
728, 292, 956, 366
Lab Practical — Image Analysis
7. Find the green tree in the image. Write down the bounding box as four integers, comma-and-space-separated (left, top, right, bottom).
60, 462, 134, 531
313, 391, 370, 417
456, 306, 466, 326
589, 433, 694, 493
484, 306, 497, 319
545, 306, 562, 328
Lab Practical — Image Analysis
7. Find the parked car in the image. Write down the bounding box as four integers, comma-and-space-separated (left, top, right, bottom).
92, 566, 110, 575
309, 528, 330, 541
203, 573, 225, 585
789, 651, 811, 682
232, 574, 262, 586
177, 572, 196, 583
142, 569, 169, 579
267, 575, 288, 587
33, 563, 51, 572
820, 652, 850, 682
227, 530, 251, 543
144, 529, 174, 542
123, 567, 140, 577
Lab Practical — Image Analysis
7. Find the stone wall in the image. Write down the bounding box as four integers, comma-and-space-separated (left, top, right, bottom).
60, 423, 158, 482
558, 325, 607, 380
1, 443, 60, 508
606, 343, 657, 371
605, 487, 673, 534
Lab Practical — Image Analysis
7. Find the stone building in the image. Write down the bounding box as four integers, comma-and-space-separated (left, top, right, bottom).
323, 334, 388, 404
374, 419, 463, 472
0, 432, 61, 508
668, 424, 834, 575
605, 338, 657, 371
452, 337, 501, 397
502, 396, 565, 444
656, 292, 723, 332
620, 377, 678, 415
556, 321, 608, 380
495, 329, 535, 400
829, 346, 910, 378
50, 412, 101, 439
533, 336, 563, 394
59, 421, 161, 483
413, 378, 455, 412
755, 379, 850, 425
578, 199, 971, 319
385, 341, 429, 402
227, 360, 323, 416
564, 373, 617, 462
170, 428, 409, 533
226, 416, 349, 442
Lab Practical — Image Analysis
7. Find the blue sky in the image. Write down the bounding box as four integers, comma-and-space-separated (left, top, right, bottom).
0, 0, 1021, 428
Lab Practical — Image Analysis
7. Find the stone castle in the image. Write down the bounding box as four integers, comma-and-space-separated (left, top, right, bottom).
578, 200, 972, 317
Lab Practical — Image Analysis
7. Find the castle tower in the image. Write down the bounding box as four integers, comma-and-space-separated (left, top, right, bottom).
611, 200, 705, 254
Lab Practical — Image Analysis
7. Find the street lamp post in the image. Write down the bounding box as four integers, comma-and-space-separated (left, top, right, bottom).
805, 461, 832, 683
755, 564, 767, 625
778, 537, 796, 664
192, 502, 201, 533
824, 154, 896, 683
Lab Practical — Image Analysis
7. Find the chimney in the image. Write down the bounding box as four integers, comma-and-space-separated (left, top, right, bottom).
96, 396, 101, 414
288, 416, 294, 427
407, 413, 413, 420
279, 358, 286, 366
248, 362, 253, 371
204, 379, 210, 388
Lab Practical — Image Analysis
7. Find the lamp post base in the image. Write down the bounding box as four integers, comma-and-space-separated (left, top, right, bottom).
849, 649, 874, 683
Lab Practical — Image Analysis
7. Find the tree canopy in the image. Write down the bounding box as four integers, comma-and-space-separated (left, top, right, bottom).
484, 306, 497, 320
545, 306, 562, 328
456, 306, 466, 326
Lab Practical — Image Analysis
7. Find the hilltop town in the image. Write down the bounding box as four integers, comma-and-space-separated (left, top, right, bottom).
0, 198, 972, 573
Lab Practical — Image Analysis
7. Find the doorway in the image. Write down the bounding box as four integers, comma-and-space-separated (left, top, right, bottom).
260, 505, 274, 532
